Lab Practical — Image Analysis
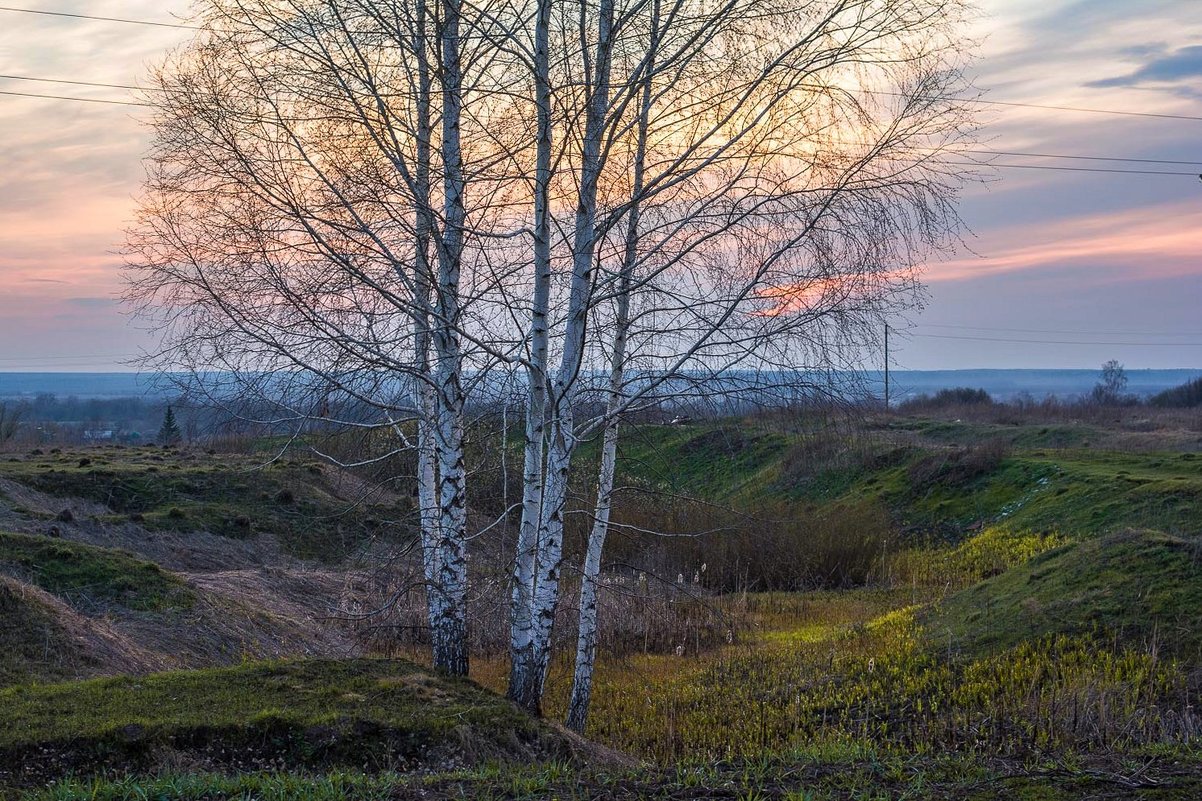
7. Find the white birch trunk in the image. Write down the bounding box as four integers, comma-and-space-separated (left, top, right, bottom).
410, 0, 447, 666
430, 0, 470, 676
563, 381, 622, 732
521, 0, 617, 710
564, 9, 655, 725
508, 0, 555, 712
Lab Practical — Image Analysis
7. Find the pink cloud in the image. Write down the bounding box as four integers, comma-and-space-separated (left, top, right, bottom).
930, 201, 1202, 283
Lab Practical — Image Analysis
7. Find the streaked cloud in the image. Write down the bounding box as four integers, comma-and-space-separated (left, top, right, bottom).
931, 201, 1202, 284
1088, 45, 1202, 89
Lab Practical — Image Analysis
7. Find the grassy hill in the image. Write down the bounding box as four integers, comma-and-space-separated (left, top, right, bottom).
0, 533, 194, 686
609, 420, 1202, 538
0, 528, 361, 690
2, 411, 1201, 798
927, 529, 1202, 659
0, 447, 413, 561
0, 530, 193, 613
0, 658, 572, 789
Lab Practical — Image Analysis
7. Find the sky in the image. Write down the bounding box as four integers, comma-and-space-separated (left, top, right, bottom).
0, 0, 1199, 372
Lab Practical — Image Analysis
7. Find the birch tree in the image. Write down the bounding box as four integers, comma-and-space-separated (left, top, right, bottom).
126, 0, 524, 675
504, 0, 978, 715
128, 0, 978, 713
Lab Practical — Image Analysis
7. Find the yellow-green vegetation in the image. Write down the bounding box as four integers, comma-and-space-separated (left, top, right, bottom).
0, 448, 413, 561
0, 659, 568, 789
572, 594, 1193, 763
507, 527, 1202, 766
927, 530, 1202, 659
886, 526, 1064, 588
0, 531, 193, 612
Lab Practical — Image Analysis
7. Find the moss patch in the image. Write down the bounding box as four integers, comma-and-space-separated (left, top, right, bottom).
0, 659, 567, 788
926, 530, 1202, 659
0, 531, 193, 612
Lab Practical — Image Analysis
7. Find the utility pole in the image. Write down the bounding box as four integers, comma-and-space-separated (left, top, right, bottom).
884, 323, 889, 409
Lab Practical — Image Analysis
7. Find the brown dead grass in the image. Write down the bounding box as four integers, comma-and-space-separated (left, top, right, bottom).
0, 574, 169, 679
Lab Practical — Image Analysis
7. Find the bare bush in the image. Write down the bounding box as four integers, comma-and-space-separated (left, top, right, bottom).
897, 387, 992, 413
604, 495, 892, 593
907, 440, 1010, 492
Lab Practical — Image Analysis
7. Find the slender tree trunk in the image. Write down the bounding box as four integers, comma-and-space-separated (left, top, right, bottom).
565, 15, 655, 728
430, 0, 470, 676
509, 0, 554, 713
521, 0, 617, 710
563, 414, 618, 732
410, 0, 447, 668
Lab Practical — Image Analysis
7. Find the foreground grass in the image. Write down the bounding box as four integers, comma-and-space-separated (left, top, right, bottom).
0, 659, 566, 789
571, 601, 1195, 763
456, 530, 1201, 766
26, 755, 1202, 800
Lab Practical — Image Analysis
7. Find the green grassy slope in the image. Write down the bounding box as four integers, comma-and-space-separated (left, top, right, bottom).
927, 530, 1202, 659
0, 579, 101, 687
0, 531, 193, 612
0, 659, 569, 789
0, 449, 413, 561
0, 532, 193, 686
609, 422, 1202, 538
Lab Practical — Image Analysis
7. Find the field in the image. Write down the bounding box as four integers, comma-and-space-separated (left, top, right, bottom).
0, 403, 1199, 798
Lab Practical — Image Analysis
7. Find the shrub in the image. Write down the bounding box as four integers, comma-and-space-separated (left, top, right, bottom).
906, 440, 1009, 492
1150, 376, 1202, 408
606, 495, 892, 593
898, 387, 992, 412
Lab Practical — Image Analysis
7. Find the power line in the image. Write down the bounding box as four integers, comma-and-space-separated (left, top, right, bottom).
911, 333, 1202, 347
0, 353, 137, 362
2, 8, 1202, 124
2, 7, 1201, 127
989, 162, 1199, 177
958, 96, 1202, 123
968, 149, 1202, 168
0, 5, 197, 29
4, 78, 1202, 177
36, 78, 1201, 161
0, 74, 149, 92
871, 89, 1202, 122
0, 89, 147, 106
917, 323, 1202, 337
8, 78, 1199, 174
7, 74, 1195, 168
940, 160, 1199, 177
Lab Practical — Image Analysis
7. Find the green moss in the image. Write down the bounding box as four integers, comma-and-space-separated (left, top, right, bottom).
0, 450, 413, 562
927, 530, 1202, 659
0, 531, 193, 612
0, 659, 563, 788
